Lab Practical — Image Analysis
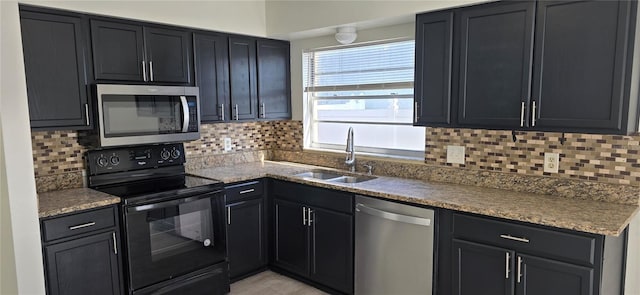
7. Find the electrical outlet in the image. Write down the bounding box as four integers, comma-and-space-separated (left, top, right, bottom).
446, 145, 466, 164
544, 152, 560, 173
224, 138, 232, 152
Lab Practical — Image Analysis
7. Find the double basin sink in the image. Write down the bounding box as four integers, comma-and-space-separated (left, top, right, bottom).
294, 169, 377, 184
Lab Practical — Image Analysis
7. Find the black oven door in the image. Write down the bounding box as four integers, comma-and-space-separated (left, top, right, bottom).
124, 191, 226, 291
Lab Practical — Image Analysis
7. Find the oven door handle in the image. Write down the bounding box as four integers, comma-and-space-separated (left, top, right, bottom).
180, 95, 189, 133
127, 194, 214, 213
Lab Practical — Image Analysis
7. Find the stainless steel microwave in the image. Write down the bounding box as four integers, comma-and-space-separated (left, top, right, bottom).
95, 84, 200, 147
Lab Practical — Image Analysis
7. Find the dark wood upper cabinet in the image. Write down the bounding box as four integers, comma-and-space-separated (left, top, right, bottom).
531, 0, 636, 133
194, 33, 230, 122
20, 9, 92, 130
229, 36, 259, 120
414, 11, 454, 126
456, 1, 535, 128
257, 39, 291, 119
91, 19, 191, 84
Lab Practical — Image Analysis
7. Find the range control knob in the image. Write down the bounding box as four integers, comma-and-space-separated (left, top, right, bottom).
109, 155, 120, 165
160, 149, 171, 161
171, 148, 181, 159
96, 156, 108, 167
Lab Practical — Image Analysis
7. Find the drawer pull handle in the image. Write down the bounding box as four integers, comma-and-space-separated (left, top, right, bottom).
69, 222, 96, 230
500, 234, 529, 243
239, 189, 255, 194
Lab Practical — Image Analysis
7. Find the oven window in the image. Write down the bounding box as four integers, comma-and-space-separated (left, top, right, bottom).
101, 95, 184, 137
148, 205, 213, 262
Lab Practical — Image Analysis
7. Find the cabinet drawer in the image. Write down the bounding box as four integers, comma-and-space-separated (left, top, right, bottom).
452, 213, 596, 265
271, 180, 353, 214
226, 180, 264, 203
42, 207, 116, 242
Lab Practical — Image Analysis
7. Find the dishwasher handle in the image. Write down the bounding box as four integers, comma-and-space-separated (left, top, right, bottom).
356, 203, 431, 226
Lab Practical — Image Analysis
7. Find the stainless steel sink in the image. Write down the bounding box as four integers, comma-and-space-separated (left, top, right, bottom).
293, 169, 376, 184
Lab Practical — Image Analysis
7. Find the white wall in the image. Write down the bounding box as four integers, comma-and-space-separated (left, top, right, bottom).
266, 0, 488, 39
625, 214, 640, 295
0, 1, 46, 294
19, 0, 268, 37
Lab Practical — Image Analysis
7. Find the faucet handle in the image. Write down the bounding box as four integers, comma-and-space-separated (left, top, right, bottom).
362, 164, 373, 175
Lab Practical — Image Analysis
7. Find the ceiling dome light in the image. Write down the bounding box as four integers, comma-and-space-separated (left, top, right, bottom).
335, 26, 357, 45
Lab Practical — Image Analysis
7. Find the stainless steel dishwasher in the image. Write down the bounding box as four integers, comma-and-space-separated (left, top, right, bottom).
355, 195, 435, 295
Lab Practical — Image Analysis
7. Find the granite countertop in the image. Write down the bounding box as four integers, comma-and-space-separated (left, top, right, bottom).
189, 161, 639, 236
38, 188, 120, 218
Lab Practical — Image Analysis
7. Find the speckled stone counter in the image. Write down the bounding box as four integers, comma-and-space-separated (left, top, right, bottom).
38, 188, 120, 218
189, 161, 639, 236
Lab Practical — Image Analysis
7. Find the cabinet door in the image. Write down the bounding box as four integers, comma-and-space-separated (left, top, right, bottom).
144, 27, 191, 84
457, 2, 535, 128
226, 198, 266, 279
273, 199, 309, 276
453, 239, 515, 295
91, 20, 145, 81
414, 11, 453, 126
516, 254, 593, 295
257, 39, 291, 119
531, 1, 633, 132
194, 33, 230, 122
229, 36, 258, 120
20, 11, 91, 129
45, 231, 121, 295
309, 207, 353, 294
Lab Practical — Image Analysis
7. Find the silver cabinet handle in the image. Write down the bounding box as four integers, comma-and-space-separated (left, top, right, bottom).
505, 252, 511, 279
517, 256, 523, 283
302, 207, 307, 225
69, 222, 96, 230
520, 101, 525, 127
84, 103, 90, 126
260, 103, 266, 118
307, 208, 313, 227
220, 104, 225, 121
239, 188, 255, 194
234, 104, 239, 120
149, 61, 154, 82
227, 206, 231, 225
500, 234, 530, 243
531, 100, 537, 127
414, 101, 418, 122
112, 232, 118, 255
356, 203, 431, 226
142, 61, 147, 81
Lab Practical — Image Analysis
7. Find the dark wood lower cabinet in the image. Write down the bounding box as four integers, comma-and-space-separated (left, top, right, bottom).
44, 231, 121, 295
453, 239, 515, 295
273, 199, 309, 275
227, 198, 267, 279
517, 254, 593, 295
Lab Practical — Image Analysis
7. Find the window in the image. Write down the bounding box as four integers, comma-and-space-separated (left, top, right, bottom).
303, 39, 425, 158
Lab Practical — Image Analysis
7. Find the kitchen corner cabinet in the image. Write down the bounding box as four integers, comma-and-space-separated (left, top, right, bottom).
41, 206, 123, 295
414, 11, 453, 126
257, 39, 292, 119
225, 180, 267, 281
194, 32, 230, 122
19, 8, 93, 130
438, 211, 626, 295
414, 0, 639, 134
271, 180, 354, 294
91, 19, 191, 84
229, 36, 260, 120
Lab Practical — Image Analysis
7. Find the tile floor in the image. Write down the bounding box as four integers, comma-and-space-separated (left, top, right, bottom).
230, 271, 327, 295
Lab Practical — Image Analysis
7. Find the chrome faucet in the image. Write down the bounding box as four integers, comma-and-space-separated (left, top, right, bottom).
345, 127, 355, 172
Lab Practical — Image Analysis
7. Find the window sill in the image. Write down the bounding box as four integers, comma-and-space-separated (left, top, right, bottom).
303, 147, 425, 163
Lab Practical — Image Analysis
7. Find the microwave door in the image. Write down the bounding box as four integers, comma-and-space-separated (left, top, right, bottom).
180, 95, 189, 133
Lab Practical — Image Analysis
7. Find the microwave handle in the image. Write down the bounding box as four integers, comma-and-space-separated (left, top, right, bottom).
180, 96, 190, 132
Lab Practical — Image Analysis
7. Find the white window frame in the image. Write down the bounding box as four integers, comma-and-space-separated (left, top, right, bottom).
303, 38, 424, 159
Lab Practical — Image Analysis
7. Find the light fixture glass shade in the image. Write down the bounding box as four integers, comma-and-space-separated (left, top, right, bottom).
335, 26, 357, 45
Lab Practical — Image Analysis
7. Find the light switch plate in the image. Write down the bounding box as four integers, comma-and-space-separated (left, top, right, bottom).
224, 138, 232, 152
544, 152, 560, 173
446, 145, 466, 164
